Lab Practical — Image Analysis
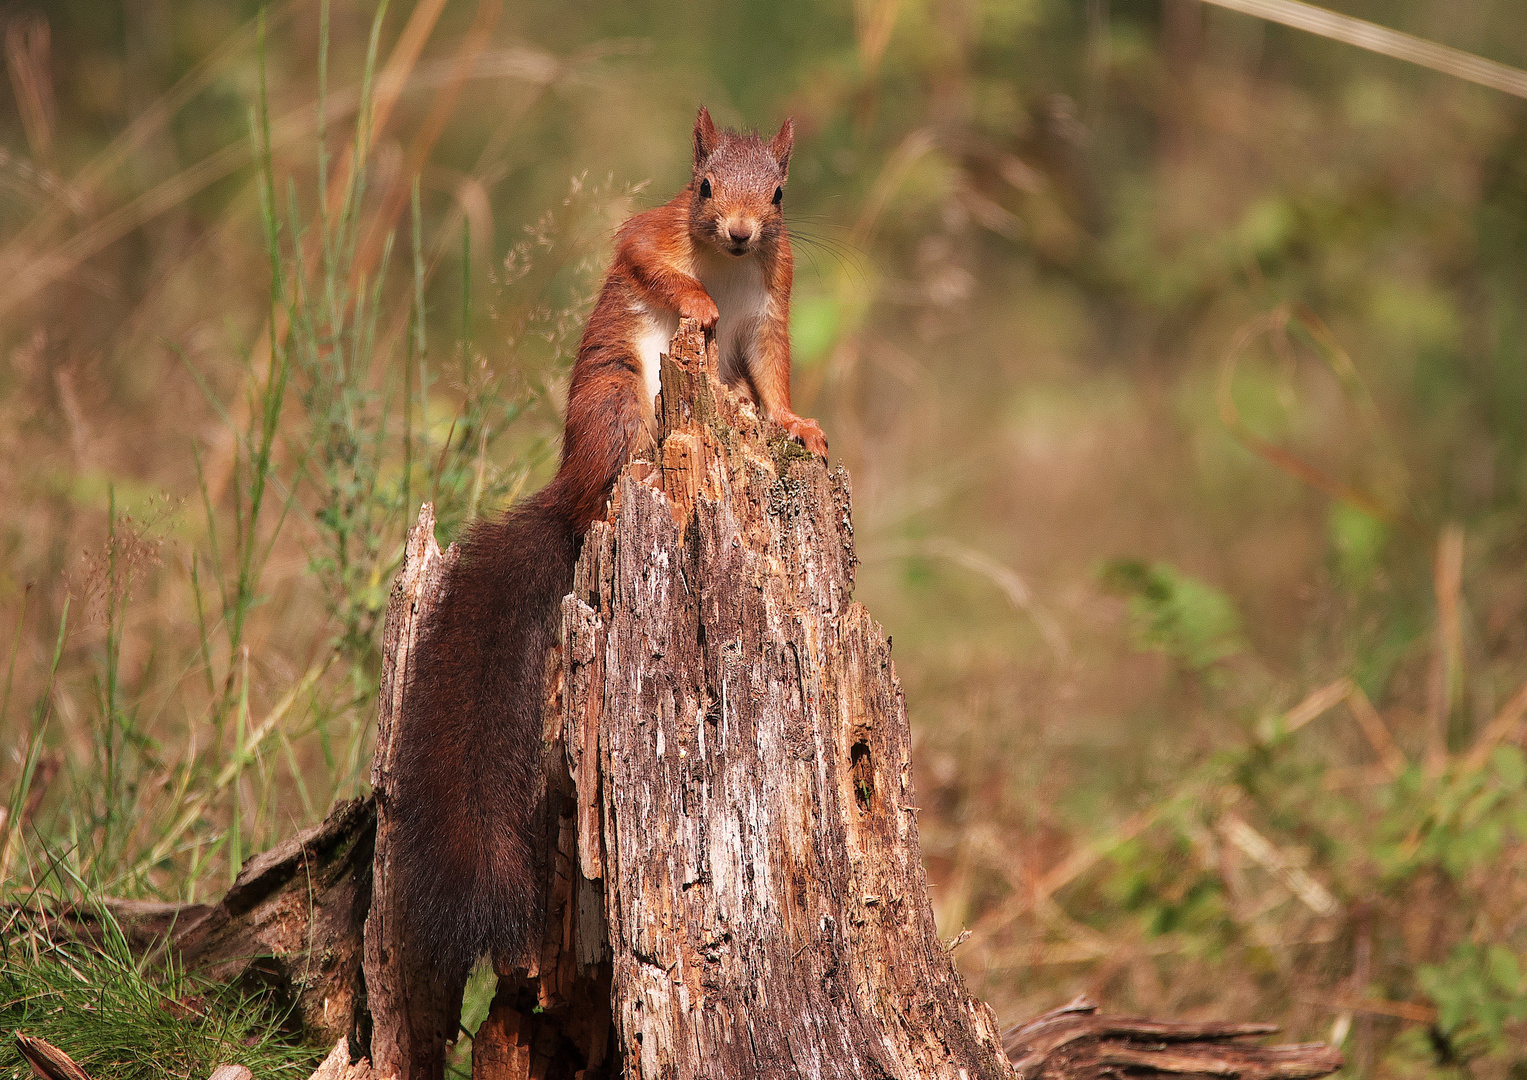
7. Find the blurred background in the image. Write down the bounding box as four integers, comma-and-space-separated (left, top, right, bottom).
2, 0, 1526, 1074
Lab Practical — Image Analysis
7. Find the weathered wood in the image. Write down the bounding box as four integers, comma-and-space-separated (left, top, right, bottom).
14, 1034, 91, 1080
170, 796, 374, 1045
548, 318, 1015, 1078
1001, 998, 1346, 1080
307, 1038, 377, 1080
364, 502, 466, 1080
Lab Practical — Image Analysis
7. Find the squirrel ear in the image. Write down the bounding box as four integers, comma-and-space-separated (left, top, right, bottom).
694, 107, 718, 170
769, 117, 794, 176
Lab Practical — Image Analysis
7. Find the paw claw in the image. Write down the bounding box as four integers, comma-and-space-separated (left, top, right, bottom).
779, 414, 828, 459
681, 296, 720, 331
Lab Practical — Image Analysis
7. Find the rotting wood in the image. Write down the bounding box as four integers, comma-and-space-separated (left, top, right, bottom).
307, 1038, 377, 1080
172, 796, 374, 1045
1001, 997, 1346, 1080
13, 1034, 91, 1080
364, 501, 467, 1080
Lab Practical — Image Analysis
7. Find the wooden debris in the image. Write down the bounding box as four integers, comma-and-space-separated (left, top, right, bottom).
13, 1034, 91, 1080
1002, 997, 1345, 1080
306, 1038, 376, 1080
20, 798, 374, 1046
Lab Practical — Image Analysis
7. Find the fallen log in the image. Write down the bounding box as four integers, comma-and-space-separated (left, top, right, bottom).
25, 798, 373, 1047
1001, 997, 1346, 1080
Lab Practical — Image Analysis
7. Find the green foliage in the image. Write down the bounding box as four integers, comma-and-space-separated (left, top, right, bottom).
1099, 831, 1232, 945
0, 910, 320, 1080
1073, 733, 1527, 1069
1099, 559, 1244, 671
1373, 748, 1527, 884
1417, 942, 1527, 1059
1327, 501, 1388, 591
788, 292, 843, 368
447, 963, 500, 1079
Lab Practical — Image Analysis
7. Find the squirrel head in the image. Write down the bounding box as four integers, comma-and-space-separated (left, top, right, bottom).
689, 106, 793, 258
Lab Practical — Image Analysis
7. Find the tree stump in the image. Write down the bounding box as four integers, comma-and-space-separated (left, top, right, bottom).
453, 319, 1015, 1079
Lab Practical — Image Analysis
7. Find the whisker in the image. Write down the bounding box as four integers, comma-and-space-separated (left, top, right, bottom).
788, 226, 871, 282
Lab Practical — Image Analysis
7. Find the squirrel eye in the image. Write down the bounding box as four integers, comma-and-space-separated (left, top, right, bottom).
699, 177, 712, 199
772, 186, 783, 206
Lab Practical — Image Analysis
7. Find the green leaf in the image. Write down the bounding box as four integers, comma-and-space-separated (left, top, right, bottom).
1099, 559, 1245, 671
1328, 501, 1387, 590
790, 294, 842, 366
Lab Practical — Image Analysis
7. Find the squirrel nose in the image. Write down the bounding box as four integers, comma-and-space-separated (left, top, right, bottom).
728, 224, 754, 245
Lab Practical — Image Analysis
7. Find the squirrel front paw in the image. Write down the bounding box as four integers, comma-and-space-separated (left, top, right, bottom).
680, 293, 720, 331
779, 412, 828, 458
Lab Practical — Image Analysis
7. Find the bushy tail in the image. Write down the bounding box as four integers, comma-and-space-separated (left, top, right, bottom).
390, 482, 579, 978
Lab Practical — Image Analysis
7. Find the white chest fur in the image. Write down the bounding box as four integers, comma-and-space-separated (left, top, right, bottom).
699, 255, 771, 387
633, 305, 679, 406
630, 254, 771, 407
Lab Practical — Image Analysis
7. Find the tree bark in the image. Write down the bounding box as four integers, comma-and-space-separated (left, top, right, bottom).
364, 503, 468, 1080
462, 318, 1015, 1079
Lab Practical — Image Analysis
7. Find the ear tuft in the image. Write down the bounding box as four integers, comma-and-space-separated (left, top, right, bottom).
694, 106, 718, 170
769, 117, 794, 176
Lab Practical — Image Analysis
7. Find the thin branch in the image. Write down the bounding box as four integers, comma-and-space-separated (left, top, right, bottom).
1200, 0, 1527, 100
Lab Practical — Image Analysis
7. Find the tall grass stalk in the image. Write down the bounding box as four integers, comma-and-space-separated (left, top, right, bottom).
0, 599, 68, 887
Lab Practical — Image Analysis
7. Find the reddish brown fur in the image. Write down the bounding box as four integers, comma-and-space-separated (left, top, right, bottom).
392, 108, 825, 978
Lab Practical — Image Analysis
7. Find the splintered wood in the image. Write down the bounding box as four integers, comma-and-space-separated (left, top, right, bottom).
365, 504, 468, 1080
1001, 998, 1344, 1080
541, 317, 1015, 1078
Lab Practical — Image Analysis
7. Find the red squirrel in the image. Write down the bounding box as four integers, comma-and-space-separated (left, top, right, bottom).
392, 108, 827, 977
